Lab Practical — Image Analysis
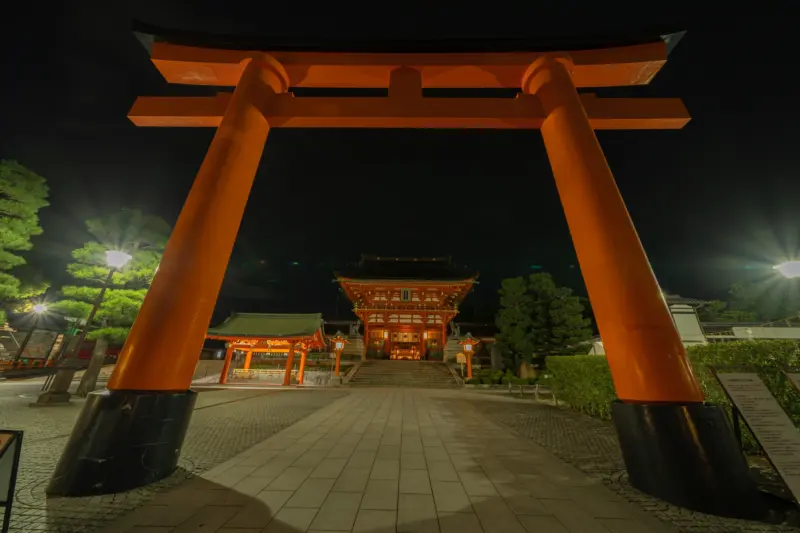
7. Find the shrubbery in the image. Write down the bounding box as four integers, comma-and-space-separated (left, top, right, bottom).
546, 340, 800, 451
545, 355, 616, 419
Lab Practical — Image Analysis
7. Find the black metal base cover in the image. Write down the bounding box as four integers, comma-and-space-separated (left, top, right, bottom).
47, 389, 197, 497
612, 401, 765, 519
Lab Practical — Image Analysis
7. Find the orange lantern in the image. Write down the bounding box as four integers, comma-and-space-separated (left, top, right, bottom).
331, 331, 349, 376
458, 334, 480, 379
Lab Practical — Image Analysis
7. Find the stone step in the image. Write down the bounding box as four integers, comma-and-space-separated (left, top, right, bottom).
350, 376, 453, 383
357, 373, 451, 376
349, 361, 458, 389
351, 379, 455, 383
354, 374, 450, 378
354, 375, 452, 379
351, 377, 454, 381
351, 383, 456, 387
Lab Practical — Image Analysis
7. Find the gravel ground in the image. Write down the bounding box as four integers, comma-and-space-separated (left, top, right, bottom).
468, 397, 800, 533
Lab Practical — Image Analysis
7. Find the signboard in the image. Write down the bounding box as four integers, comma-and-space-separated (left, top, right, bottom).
401, 289, 411, 302
716, 372, 800, 501
0, 431, 22, 533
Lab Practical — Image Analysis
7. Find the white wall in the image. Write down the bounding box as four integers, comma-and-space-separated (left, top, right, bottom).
669, 304, 707, 345
732, 327, 800, 340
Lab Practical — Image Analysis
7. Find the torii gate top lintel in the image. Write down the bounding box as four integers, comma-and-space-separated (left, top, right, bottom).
129, 34, 690, 130
144, 39, 669, 89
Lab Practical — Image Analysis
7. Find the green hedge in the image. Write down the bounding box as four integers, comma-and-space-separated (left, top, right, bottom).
545, 355, 617, 419
546, 340, 800, 451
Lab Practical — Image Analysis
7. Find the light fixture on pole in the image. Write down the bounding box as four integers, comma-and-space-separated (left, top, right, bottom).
458, 333, 480, 379
106, 250, 133, 270
69, 250, 132, 359
13, 297, 49, 363
34, 250, 132, 405
774, 261, 800, 279
330, 331, 349, 377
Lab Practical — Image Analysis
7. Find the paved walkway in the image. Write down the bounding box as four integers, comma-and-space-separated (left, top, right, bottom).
99, 389, 675, 533
6, 388, 346, 532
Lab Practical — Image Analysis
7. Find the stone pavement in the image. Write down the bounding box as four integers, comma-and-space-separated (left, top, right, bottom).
5, 387, 346, 532
98, 389, 677, 533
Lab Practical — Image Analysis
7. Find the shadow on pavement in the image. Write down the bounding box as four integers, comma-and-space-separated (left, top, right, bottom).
93, 475, 295, 532
88, 474, 457, 533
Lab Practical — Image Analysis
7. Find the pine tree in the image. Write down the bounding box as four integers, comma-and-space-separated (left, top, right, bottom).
495, 277, 535, 372
52, 209, 170, 342
0, 160, 49, 321
496, 272, 593, 373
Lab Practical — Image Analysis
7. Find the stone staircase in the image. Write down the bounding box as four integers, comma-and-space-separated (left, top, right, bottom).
444, 337, 462, 363
343, 335, 365, 360
348, 360, 460, 388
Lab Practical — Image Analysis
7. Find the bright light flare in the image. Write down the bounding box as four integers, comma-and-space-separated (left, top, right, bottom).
33, 304, 48, 314
774, 261, 800, 278
106, 250, 132, 269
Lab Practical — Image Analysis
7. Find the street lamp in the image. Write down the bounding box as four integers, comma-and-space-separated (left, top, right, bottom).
458, 333, 480, 379
13, 300, 49, 363
774, 261, 800, 279
106, 250, 132, 269
70, 250, 132, 358
331, 331, 348, 377
35, 250, 132, 405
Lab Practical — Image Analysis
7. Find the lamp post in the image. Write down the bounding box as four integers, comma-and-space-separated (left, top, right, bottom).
459, 334, 480, 379
331, 331, 348, 377
13, 300, 49, 363
34, 250, 132, 406
74, 251, 132, 357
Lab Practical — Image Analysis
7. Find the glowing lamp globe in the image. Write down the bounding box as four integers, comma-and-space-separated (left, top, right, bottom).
331, 331, 348, 352
459, 334, 480, 353
775, 261, 800, 279
106, 250, 132, 269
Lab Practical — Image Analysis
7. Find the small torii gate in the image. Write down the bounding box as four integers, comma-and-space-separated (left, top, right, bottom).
48, 34, 763, 519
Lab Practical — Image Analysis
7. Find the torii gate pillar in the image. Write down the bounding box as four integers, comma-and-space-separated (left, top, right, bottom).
47, 56, 289, 497
523, 56, 761, 519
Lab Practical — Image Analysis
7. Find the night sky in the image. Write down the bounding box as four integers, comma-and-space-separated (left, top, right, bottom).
3, 5, 797, 324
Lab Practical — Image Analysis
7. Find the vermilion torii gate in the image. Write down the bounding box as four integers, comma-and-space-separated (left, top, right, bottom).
48, 35, 763, 518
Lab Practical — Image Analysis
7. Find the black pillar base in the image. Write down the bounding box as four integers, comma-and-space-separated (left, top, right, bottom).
47, 389, 197, 497
612, 401, 765, 519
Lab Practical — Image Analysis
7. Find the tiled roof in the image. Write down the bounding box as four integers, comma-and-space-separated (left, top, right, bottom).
208, 313, 324, 338
337, 256, 476, 282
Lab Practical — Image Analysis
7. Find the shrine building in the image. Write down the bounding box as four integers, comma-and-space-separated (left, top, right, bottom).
336, 256, 477, 360
207, 313, 326, 385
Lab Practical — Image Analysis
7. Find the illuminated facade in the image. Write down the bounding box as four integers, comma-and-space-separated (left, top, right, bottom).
337, 256, 476, 360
